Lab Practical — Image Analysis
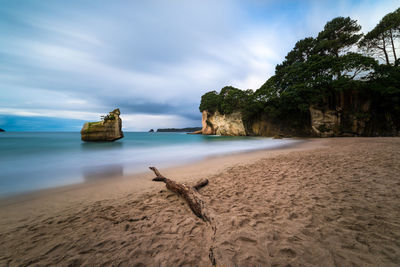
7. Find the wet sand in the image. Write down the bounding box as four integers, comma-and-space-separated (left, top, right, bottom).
1, 137, 400, 266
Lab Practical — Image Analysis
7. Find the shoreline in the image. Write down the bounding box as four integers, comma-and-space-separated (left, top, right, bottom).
0, 137, 314, 209
2, 137, 399, 266
0, 133, 303, 202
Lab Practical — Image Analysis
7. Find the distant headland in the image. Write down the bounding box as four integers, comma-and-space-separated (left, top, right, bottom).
155, 127, 202, 133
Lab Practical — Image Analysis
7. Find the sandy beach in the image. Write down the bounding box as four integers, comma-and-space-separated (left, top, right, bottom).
1, 137, 400, 266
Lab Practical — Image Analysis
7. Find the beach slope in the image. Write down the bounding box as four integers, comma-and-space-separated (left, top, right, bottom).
1, 138, 400, 266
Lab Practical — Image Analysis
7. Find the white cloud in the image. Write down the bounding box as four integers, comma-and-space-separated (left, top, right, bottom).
0, 0, 398, 130
122, 114, 199, 131
0, 107, 99, 121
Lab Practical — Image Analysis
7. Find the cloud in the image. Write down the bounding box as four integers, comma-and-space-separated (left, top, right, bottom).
0, 107, 199, 131
122, 114, 199, 131
0, 0, 398, 131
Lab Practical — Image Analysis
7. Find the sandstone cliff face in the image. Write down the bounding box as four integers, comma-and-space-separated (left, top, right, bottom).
81, 109, 124, 142
309, 105, 398, 137
309, 107, 340, 137
308, 89, 399, 137
201, 110, 307, 137
201, 110, 246, 136
251, 119, 286, 137
309, 105, 372, 137
200, 89, 399, 137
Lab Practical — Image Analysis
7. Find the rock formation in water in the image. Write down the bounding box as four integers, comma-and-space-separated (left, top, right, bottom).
149, 129, 155, 132
81, 109, 123, 142
0, 128, 4, 132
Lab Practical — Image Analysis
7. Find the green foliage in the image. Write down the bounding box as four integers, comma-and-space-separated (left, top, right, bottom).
85, 121, 103, 133
369, 64, 400, 116
219, 86, 250, 115
199, 86, 251, 115
316, 17, 362, 57
279, 37, 316, 68
101, 114, 116, 122
359, 8, 400, 65
88, 121, 102, 127
199, 91, 219, 113
317, 124, 330, 133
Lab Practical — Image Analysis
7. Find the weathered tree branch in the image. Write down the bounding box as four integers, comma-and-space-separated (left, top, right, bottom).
149, 167, 211, 222
149, 167, 218, 265
193, 179, 209, 190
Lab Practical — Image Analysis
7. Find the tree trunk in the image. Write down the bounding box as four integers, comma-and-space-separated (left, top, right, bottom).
382, 36, 390, 65
389, 29, 397, 62
398, 26, 400, 59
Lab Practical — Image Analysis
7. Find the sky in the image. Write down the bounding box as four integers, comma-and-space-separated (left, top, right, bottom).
0, 0, 399, 131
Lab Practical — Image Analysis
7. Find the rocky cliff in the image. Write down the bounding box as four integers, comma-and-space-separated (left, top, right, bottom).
250, 116, 310, 137
309, 90, 399, 137
81, 109, 124, 142
201, 110, 246, 136
200, 111, 309, 137
201, 107, 399, 137
200, 89, 400, 137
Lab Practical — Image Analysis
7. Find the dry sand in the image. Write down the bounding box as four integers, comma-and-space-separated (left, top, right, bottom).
1, 137, 400, 266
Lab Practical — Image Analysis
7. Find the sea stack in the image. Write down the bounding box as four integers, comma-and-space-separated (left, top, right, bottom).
80, 109, 124, 142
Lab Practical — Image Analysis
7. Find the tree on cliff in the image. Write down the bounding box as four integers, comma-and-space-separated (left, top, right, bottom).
250, 17, 372, 120
316, 17, 362, 57
359, 8, 400, 65
199, 91, 219, 113
199, 8, 400, 135
199, 86, 251, 115
219, 86, 251, 115
279, 37, 316, 68
369, 64, 400, 125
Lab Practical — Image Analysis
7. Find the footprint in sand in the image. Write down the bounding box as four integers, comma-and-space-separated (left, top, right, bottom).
279, 248, 297, 258
288, 212, 298, 220
238, 236, 257, 243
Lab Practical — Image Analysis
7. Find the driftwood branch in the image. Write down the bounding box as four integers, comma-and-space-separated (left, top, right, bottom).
150, 167, 166, 181
149, 167, 211, 222
193, 179, 209, 190
149, 167, 218, 265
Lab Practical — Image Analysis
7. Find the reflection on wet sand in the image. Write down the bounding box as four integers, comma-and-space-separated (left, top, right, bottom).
83, 165, 124, 182
80, 141, 123, 151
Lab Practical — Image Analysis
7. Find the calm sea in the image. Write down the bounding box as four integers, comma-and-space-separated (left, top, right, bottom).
0, 132, 299, 197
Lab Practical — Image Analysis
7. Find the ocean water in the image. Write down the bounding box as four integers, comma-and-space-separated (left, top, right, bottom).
0, 132, 299, 197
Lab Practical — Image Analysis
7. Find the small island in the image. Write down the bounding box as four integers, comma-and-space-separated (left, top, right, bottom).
156, 127, 202, 133
0, 128, 4, 132
80, 109, 124, 142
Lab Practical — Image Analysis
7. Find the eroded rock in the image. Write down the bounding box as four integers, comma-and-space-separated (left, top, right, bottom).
201, 110, 246, 136
309, 106, 340, 137
81, 109, 123, 142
